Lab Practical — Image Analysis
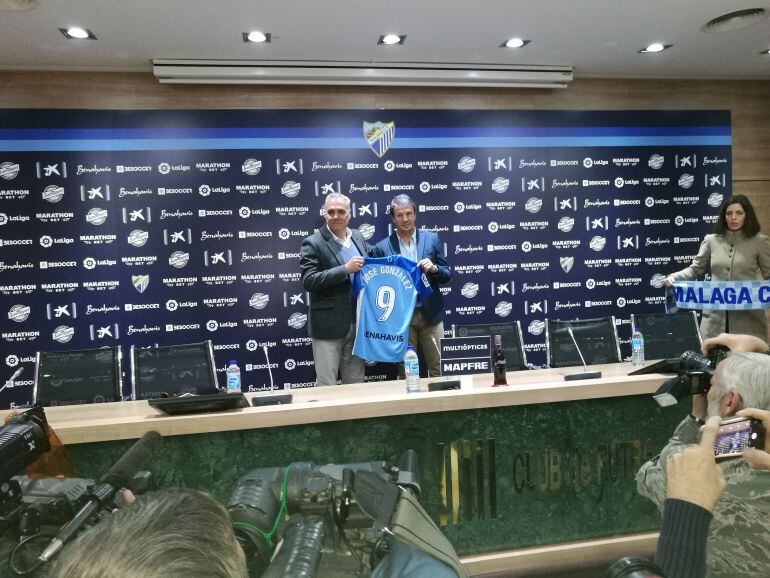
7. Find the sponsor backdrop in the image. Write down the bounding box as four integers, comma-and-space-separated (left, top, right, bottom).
0, 110, 730, 408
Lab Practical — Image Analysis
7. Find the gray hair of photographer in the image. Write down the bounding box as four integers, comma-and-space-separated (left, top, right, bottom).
709, 352, 770, 419
47, 488, 247, 578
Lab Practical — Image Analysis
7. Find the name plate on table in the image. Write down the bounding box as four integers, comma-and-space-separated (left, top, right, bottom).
440, 336, 490, 376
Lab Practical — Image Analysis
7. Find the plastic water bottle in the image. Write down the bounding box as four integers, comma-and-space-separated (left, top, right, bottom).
404, 346, 421, 394
226, 360, 242, 393
631, 328, 645, 367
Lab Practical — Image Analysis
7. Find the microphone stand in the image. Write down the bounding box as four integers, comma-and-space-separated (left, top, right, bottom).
250, 345, 292, 407
0, 367, 24, 395
564, 326, 602, 381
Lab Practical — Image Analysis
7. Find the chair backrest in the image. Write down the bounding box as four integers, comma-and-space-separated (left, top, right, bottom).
630, 311, 701, 360
452, 321, 528, 371
130, 340, 218, 400
33, 346, 122, 407
546, 317, 621, 368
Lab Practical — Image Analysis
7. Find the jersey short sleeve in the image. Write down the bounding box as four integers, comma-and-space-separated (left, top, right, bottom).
352, 256, 433, 363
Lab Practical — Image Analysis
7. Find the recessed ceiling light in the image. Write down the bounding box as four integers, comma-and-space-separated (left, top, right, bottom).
378, 34, 405, 45
502, 37, 531, 48
761, 49, 770, 55
59, 27, 96, 40
243, 31, 271, 43
639, 43, 671, 53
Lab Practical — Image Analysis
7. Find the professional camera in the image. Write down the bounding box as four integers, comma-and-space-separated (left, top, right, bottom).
228, 450, 422, 578
653, 347, 730, 407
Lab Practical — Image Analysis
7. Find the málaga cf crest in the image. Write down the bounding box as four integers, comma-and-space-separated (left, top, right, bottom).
132, 274, 150, 293
560, 257, 574, 273
363, 121, 395, 158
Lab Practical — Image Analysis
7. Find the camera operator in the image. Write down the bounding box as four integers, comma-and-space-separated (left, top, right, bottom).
47, 488, 247, 578
637, 352, 770, 577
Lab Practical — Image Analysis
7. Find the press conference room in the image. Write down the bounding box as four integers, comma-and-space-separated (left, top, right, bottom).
1, 1, 770, 577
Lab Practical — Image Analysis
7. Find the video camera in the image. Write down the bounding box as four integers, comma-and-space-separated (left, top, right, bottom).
653, 347, 730, 407
228, 450, 420, 578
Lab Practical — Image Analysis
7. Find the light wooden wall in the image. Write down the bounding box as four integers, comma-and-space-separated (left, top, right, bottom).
2, 72, 768, 334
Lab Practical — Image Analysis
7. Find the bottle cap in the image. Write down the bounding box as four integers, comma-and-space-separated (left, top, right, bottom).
229, 360, 237, 364
407, 345, 414, 351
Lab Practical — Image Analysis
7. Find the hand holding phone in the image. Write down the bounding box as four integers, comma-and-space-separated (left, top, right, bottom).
667, 416, 726, 512
735, 408, 770, 471
713, 416, 766, 461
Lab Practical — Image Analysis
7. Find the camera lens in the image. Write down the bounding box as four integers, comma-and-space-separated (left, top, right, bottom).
679, 351, 713, 372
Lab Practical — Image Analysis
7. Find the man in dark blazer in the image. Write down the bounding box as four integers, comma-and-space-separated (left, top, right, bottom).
373, 194, 452, 376
300, 192, 374, 385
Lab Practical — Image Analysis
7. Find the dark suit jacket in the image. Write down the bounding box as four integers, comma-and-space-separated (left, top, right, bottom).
300, 226, 373, 339
373, 229, 451, 326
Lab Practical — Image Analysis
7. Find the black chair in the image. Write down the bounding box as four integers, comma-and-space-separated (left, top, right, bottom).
33, 346, 122, 407
630, 311, 701, 360
130, 340, 219, 400
546, 317, 621, 368
452, 321, 529, 371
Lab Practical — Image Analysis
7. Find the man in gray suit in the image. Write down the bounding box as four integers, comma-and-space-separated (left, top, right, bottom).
300, 193, 374, 385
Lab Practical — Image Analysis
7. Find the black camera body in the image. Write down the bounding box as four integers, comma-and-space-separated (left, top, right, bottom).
653, 347, 730, 407
228, 451, 419, 578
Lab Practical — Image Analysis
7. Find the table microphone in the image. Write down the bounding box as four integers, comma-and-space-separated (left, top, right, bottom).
0, 367, 23, 394
564, 326, 602, 381
38, 430, 162, 563
263, 344, 274, 392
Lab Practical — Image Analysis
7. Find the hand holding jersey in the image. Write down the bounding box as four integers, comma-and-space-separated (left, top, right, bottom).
352, 256, 433, 363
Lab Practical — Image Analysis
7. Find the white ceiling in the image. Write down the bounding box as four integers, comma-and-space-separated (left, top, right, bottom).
1, 0, 769, 80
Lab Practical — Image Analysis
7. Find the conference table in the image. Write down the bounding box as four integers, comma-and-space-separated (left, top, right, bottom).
1, 362, 686, 575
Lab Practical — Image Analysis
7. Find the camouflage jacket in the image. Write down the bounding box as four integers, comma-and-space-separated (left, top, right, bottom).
636, 415, 770, 578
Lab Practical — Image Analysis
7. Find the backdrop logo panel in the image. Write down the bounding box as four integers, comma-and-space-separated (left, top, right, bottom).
0, 109, 730, 407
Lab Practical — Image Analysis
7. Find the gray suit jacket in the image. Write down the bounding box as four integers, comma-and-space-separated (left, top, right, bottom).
300, 226, 373, 339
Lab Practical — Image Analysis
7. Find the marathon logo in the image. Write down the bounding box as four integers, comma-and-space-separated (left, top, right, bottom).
201, 275, 236, 285
454, 265, 485, 275
519, 262, 548, 271
453, 181, 483, 191
0, 189, 30, 200
417, 160, 448, 170
455, 306, 486, 315
162, 276, 198, 287
275, 206, 308, 216
614, 257, 643, 266
645, 256, 673, 265
41, 282, 77, 293
121, 256, 158, 267
79, 234, 117, 245
36, 212, 74, 222
236, 184, 270, 194
615, 277, 642, 287
203, 297, 238, 307
673, 196, 699, 205
584, 259, 612, 268
552, 240, 581, 249
196, 162, 231, 172
0, 284, 36, 295
486, 201, 516, 211
487, 263, 518, 273
83, 280, 120, 291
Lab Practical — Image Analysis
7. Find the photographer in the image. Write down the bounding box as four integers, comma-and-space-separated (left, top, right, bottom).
47, 488, 247, 578
637, 352, 770, 577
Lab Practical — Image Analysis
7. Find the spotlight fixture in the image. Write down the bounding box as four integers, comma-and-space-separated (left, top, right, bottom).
639, 43, 671, 53
378, 34, 406, 45
243, 31, 271, 43
59, 27, 96, 40
502, 38, 530, 49
761, 49, 770, 55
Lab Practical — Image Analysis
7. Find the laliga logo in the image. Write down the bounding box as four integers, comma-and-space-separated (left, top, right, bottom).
166, 299, 178, 311
278, 228, 291, 240
583, 158, 593, 168
461, 282, 479, 298
495, 301, 513, 317
246, 339, 259, 352
419, 182, 431, 193
528, 319, 545, 336
384, 160, 395, 172
524, 197, 542, 213
284, 359, 296, 371
6, 354, 19, 367
199, 185, 211, 197
616, 297, 627, 308
586, 279, 596, 290
39, 235, 53, 248
589, 236, 606, 252
206, 320, 219, 332
158, 163, 171, 175
675, 216, 684, 226
454, 202, 466, 213
239, 207, 251, 218
487, 222, 499, 233
558, 216, 574, 232
645, 197, 655, 208
650, 273, 667, 289
521, 241, 532, 253
614, 177, 625, 189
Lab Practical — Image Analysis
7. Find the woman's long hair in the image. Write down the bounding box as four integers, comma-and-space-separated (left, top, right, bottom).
713, 194, 760, 237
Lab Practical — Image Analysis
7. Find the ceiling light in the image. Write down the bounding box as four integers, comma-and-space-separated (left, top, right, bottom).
762, 49, 770, 55
378, 34, 405, 45
639, 43, 671, 53
243, 31, 270, 43
503, 38, 530, 49
59, 27, 96, 40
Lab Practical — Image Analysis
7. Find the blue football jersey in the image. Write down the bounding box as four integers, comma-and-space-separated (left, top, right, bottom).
352, 256, 433, 363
